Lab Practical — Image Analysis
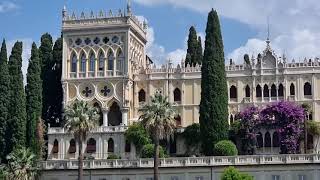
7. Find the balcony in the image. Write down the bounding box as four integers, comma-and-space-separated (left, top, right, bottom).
243, 97, 251, 103
48, 126, 129, 135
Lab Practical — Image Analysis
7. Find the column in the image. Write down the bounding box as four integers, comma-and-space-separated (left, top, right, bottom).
102, 108, 109, 127
122, 108, 128, 126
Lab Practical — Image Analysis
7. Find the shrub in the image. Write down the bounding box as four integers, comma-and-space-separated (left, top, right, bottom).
214, 140, 238, 156
221, 166, 253, 180
107, 154, 120, 160
141, 144, 165, 158
183, 123, 201, 155
125, 123, 151, 152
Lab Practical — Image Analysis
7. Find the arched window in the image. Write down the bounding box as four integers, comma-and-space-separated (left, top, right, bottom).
174, 88, 181, 102
256, 85, 262, 97
175, 115, 182, 127
108, 138, 114, 153
125, 140, 131, 153
138, 89, 146, 103
304, 82, 312, 96
245, 85, 250, 98
307, 134, 314, 149
69, 139, 76, 154
278, 84, 284, 97
265, 132, 271, 147
263, 84, 269, 97
273, 132, 279, 147
108, 50, 114, 71
290, 83, 295, 96
80, 53, 86, 72
93, 102, 103, 126
229, 85, 237, 99
98, 52, 105, 71
229, 115, 234, 124
309, 113, 313, 121
116, 49, 124, 73
86, 138, 96, 154
257, 132, 263, 148
89, 53, 95, 72
52, 139, 59, 154
71, 53, 77, 73
271, 84, 277, 97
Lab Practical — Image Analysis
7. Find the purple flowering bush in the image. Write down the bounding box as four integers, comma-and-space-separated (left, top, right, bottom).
235, 101, 305, 154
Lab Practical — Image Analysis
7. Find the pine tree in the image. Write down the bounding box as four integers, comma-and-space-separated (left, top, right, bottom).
0, 40, 10, 160
186, 26, 198, 66
26, 43, 42, 155
7, 41, 27, 153
199, 9, 228, 156
52, 37, 63, 125
196, 36, 203, 64
39, 33, 55, 126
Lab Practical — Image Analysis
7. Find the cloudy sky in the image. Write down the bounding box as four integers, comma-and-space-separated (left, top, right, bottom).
1, 0, 320, 77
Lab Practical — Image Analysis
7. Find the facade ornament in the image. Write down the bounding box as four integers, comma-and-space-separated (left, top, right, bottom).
71, 12, 76, 20
99, 10, 104, 18
127, 0, 132, 16
62, 5, 67, 19
143, 20, 148, 30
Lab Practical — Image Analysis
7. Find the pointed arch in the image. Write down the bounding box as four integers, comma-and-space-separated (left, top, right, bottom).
98, 50, 105, 71
245, 85, 250, 98
138, 89, 146, 103
116, 48, 124, 73
271, 84, 277, 97
263, 84, 269, 97
69, 139, 76, 154
108, 49, 114, 71
273, 132, 279, 147
108, 138, 114, 153
89, 51, 96, 72
229, 85, 237, 99
265, 132, 271, 147
256, 85, 262, 97
290, 83, 295, 96
278, 83, 284, 97
86, 138, 96, 153
257, 132, 263, 148
174, 88, 181, 102
304, 82, 312, 96
80, 52, 86, 72
52, 139, 59, 154
71, 53, 77, 73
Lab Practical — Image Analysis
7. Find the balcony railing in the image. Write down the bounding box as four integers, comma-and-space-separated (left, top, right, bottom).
41, 154, 320, 170
48, 126, 129, 134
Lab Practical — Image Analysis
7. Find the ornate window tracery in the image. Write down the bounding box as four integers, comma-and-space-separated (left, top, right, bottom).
108, 50, 114, 71
80, 53, 86, 72
89, 53, 95, 72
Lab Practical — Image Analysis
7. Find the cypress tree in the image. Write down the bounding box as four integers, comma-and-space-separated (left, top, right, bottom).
26, 43, 42, 155
0, 40, 10, 160
196, 36, 203, 64
52, 37, 63, 125
7, 41, 27, 153
199, 9, 228, 156
39, 33, 54, 126
186, 26, 198, 66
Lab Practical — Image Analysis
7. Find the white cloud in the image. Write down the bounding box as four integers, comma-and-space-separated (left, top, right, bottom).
7, 39, 33, 84
0, 1, 18, 13
134, 0, 320, 64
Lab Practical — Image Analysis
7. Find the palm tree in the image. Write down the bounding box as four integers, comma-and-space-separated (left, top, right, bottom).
4, 147, 37, 180
64, 100, 100, 180
139, 94, 176, 180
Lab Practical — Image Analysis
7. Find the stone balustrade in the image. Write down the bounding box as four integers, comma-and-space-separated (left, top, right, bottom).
41, 154, 320, 170
48, 126, 129, 135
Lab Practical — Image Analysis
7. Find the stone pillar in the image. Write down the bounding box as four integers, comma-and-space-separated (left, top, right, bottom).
122, 108, 128, 126
103, 108, 109, 127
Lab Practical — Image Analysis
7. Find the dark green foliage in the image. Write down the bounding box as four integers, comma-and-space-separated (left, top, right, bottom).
0, 40, 10, 161
107, 154, 121, 160
221, 167, 254, 180
196, 36, 203, 64
244, 54, 250, 65
141, 144, 165, 158
182, 123, 201, 155
186, 26, 202, 66
125, 123, 151, 152
7, 42, 27, 153
199, 9, 229, 155
214, 140, 238, 156
26, 43, 42, 156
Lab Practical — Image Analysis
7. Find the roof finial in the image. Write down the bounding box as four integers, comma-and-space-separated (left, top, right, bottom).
127, 0, 132, 16
266, 16, 271, 45
62, 5, 67, 19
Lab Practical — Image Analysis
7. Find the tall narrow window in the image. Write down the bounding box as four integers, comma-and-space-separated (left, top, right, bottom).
290, 83, 295, 96
229, 85, 237, 99
174, 88, 181, 102
245, 85, 250, 98
278, 84, 284, 97
138, 89, 146, 103
108, 138, 114, 153
175, 115, 182, 127
229, 114, 234, 124
80, 53, 86, 72
265, 132, 271, 147
52, 139, 59, 154
256, 85, 262, 97
304, 82, 312, 95
271, 84, 277, 97
257, 132, 263, 148
89, 53, 95, 72
125, 140, 131, 153
69, 139, 76, 154
116, 49, 124, 73
71, 53, 77, 72
263, 84, 269, 97
273, 132, 279, 147
98, 52, 105, 71
108, 50, 114, 71
86, 138, 96, 154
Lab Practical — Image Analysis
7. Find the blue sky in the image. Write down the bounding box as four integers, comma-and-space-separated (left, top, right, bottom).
1, 0, 320, 75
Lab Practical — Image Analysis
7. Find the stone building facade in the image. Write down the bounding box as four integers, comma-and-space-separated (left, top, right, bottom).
47, 4, 320, 160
